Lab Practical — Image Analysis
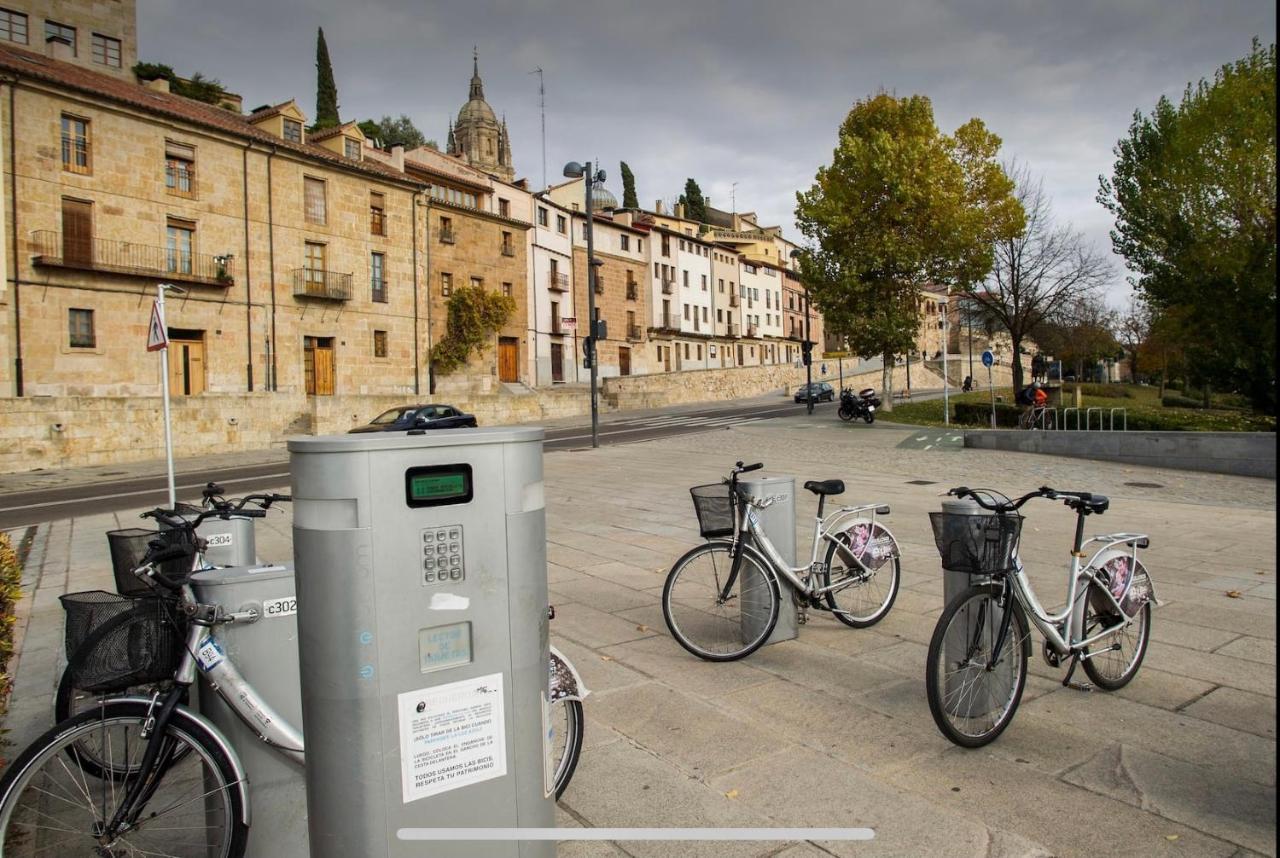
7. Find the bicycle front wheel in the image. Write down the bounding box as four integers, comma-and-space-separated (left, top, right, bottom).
0, 700, 248, 857
550, 698, 584, 800
662, 542, 779, 661
926, 584, 1030, 748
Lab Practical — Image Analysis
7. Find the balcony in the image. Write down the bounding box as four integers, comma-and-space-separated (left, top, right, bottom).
729, 293, 739, 307
292, 267, 353, 301
627, 324, 643, 341
747, 325, 759, 338
593, 277, 604, 295
165, 163, 196, 197
711, 228, 770, 244
661, 278, 675, 295
728, 323, 740, 337
502, 245, 516, 257
551, 316, 565, 335
439, 230, 456, 245
61, 136, 90, 174
656, 312, 680, 332
626, 282, 638, 300
31, 230, 235, 287
548, 271, 569, 292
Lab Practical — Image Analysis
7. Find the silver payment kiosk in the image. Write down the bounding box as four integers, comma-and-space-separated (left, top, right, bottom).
289, 427, 554, 858
740, 476, 799, 645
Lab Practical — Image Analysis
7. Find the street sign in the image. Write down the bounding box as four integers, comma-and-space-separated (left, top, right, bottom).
560, 317, 577, 332
147, 301, 168, 351
981, 350, 994, 368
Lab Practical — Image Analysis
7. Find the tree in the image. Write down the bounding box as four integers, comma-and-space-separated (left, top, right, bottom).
1033, 295, 1118, 382
313, 27, 340, 130
132, 63, 229, 107
620, 162, 639, 209
358, 115, 436, 150
1116, 297, 1151, 381
677, 178, 707, 223
793, 92, 1022, 409
1099, 39, 1276, 412
968, 161, 1113, 390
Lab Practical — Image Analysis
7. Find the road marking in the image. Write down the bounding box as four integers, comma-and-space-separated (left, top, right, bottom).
0, 472, 291, 514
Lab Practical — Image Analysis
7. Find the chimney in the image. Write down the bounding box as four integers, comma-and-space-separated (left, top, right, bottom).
675, 202, 686, 219
654, 200, 664, 215
390, 144, 405, 172
45, 36, 74, 62
705, 197, 711, 211
146, 77, 171, 94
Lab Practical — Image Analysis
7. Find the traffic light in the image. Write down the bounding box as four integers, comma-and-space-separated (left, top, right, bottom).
801, 339, 813, 366
582, 336, 594, 369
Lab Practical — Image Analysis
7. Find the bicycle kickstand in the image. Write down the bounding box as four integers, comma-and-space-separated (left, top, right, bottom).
1061, 653, 1092, 692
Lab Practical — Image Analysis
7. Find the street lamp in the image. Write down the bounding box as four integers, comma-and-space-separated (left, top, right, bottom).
563, 160, 607, 448
789, 249, 814, 414
939, 295, 950, 425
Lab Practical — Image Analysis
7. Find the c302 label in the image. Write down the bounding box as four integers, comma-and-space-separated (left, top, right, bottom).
262, 596, 298, 619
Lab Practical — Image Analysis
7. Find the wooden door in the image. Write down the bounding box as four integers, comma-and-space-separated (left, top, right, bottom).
663, 346, 671, 372
550, 342, 564, 382
498, 337, 519, 383
61, 198, 93, 266
168, 338, 205, 396
304, 336, 335, 395
619, 347, 631, 377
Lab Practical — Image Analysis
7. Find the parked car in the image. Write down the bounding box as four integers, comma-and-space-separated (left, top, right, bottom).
794, 382, 835, 403
348, 404, 478, 433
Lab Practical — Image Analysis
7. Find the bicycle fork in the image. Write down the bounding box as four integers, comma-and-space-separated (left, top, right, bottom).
101, 684, 189, 842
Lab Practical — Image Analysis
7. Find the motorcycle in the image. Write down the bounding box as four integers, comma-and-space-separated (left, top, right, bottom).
838, 388, 881, 423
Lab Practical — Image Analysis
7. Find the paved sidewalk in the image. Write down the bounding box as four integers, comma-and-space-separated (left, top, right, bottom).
3, 417, 1275, 856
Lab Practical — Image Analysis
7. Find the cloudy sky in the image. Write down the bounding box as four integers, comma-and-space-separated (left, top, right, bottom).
141, 0, 1274, 304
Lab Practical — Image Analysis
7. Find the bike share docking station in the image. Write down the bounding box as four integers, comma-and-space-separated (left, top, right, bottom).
739, 476, 800, 644
289, 427, 555, 858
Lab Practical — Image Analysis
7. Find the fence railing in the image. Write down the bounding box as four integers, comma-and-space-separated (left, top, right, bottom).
292, 268, 353, 300
626, 282, 638, 300
627, 324, 643, 341
30, 230, 234, 286
548, 271, 569, 292
661, 278, 675, 295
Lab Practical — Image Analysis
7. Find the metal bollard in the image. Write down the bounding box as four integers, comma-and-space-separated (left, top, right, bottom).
740, 476, 800, 645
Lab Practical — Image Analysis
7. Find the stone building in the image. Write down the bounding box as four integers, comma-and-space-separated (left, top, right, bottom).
569, 210, 650, 380
0, 0, 137, 80
445, 51, 515, 183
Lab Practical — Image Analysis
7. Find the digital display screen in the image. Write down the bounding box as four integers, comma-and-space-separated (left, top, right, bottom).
405, 464, 473, 508
418, 621, 472, 673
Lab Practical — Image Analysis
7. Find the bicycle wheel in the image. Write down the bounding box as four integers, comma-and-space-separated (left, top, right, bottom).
550, 698, 584, 800
0, 700, 248, 857
822, 530, 900, 628
662, 542, 779, 661
926, 584, 1030, 748
1081, 589, 1151, 691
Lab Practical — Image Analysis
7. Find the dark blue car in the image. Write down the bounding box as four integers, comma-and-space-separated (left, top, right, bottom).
349, 404, 478, 433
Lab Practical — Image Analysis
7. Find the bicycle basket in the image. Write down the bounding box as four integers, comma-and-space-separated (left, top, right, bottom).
107, 527, 196, 597
60, 591, 187, 694
929, 512, 1023, 575
690, 483, 738, 538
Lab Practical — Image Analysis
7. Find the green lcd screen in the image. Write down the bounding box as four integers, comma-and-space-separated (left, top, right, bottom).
404, 464, 473, 508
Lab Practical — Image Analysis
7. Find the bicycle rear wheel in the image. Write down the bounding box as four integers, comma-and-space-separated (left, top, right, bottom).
1081, 588, 1151, 690
662, 542, 779, 661
0, 700, 248, 857
550, 698, 584, 799
926, 584, 1030, 748
822, 530, 900, 628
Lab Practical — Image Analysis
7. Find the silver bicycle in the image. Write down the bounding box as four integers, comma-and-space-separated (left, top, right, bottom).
662, 461, 901, 661
926, 486, 1155, 747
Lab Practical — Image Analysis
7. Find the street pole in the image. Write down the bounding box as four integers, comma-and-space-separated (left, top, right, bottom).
584, 164, 599, 448
156, 284, 176, 507
804, 287, 813, 414
941, 298, 949, 426
967, 301, 974, 382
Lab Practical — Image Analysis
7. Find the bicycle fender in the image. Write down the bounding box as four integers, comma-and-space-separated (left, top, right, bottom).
830, 519, 900, 571
549, 644, 589, 703
1084, 548, 1158, 620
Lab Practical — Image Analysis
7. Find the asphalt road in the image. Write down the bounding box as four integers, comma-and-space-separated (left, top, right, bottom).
0, 397, 838, 529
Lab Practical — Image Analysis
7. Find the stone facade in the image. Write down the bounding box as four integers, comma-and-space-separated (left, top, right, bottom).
1, 0, 137, 80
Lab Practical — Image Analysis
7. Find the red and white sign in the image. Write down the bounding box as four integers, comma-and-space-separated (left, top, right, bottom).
560, 317, 577, 332
146, 301, 168, 352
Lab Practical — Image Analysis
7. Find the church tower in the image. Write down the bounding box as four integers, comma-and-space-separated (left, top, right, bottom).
447, 49, 515, 182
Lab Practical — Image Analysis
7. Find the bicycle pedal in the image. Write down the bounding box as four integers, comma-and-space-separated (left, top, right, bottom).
1065, 681, 1093, 692
797, 609, 809, 625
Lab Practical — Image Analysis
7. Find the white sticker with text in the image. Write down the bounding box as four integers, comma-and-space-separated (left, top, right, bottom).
262, 596, 297, 619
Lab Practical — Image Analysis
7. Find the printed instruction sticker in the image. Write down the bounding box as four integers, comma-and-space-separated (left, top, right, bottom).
398, 672, 506, 803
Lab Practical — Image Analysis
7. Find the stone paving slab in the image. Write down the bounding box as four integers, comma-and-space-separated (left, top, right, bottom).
2, 417, 1275, 856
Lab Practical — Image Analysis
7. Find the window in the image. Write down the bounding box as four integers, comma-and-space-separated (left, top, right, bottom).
502, 282, 513, 298
697, 344, 703, 360
166, 219, 195, 275
370, 192, 386, 236
344, 138, 361, 160
282, 119, 303, 143
682, 270, 689, 288
60, 114, 90, 174
679, 240, 685, 252
683, 304, 689, 320
44, 20, 74, 53
0, 8, 28, 44
371, 252, 386, 302
702, 275, 707, 291
430, 185, 478, 208
441, 272, 453, 296
620, 234, 630, 251
304, 242, 327, 284
501, 231, 514, 256
718, 278, 724, 292
537, 207, 549, 226
91, 33, 120, 67
165, 140, 195, 197
637, 238, 643, 253
498, 198, 510, 218
556, 215, 567, 234
717, 308, 723, 322
304, 177, 326, 225
373, 330, 388, 358
470, 276, 483, 290
439, 216, 454, 243
661, 235, 670, 257
68, 308, 94, 348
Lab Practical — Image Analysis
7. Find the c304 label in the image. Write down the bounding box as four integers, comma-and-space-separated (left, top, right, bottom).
262, 596, 298, 619
205, 532, 234, 548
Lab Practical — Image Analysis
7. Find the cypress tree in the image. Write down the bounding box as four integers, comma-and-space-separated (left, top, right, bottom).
314, 27, 340, 129
682, 178, 707, 223
620, 161, 639, 208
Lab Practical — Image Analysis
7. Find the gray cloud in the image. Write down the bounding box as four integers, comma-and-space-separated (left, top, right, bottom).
139, 0, 1275, 303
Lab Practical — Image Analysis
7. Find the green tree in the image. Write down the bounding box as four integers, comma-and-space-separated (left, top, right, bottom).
428, 286, 516, 377
794, 93, 1022, 408
1033, 295, 1118, 382
358, 115, 436, 150
678, 178, 707, 223
313, 27, 340, 130
1099, 39, 1276, 412
132, 63, 229, 107
620, 161, 639, 208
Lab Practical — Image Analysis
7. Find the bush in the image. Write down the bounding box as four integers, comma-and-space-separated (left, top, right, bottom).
1064, 383, 1132, 399
1162, 394, 1206, 409
954, 401, 1022, 427
0, 532, 23, 763
1166, 379, 1184, 391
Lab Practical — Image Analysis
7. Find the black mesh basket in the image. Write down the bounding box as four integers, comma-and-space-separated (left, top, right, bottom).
929, 512, 1023, 575
690, 483, 740, 538
106, 527, 197, 597
60, 591, 187, 694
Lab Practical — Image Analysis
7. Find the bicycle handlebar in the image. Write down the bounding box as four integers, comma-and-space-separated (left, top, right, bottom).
733, 461, 764, 474
948, 485, 1096, 512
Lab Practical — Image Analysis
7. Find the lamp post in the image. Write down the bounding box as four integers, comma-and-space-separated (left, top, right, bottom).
789, 249, 813, 414
966, 297, 974, 382
939, 295, 950, 426
563, 160, 607, 448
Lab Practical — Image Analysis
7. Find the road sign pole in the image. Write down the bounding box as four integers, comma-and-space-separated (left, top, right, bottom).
154, 285, 176, 507
981, 349, 996, 430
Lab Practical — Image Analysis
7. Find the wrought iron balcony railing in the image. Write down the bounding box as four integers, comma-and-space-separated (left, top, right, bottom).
292, 267, 353, 300
728, 323, 740, 337
626, 282, 638, 300
165, 163, 195, 196
627, 324, 643, 341
502, 245, 516, 257
729, 293, 739, 307
30, 230, 235, 286
548, 271, 569, 292
439, 230, 456, 245
747, 324, 759, 338
657, 312, 680, 331
661, 278, 675, 295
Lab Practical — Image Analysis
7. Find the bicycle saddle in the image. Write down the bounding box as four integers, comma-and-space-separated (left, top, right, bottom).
803, 479, 845, 496
1069, 495, 1110, 514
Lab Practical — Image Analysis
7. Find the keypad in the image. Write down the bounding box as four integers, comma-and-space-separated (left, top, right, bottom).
421, 525, 464, 585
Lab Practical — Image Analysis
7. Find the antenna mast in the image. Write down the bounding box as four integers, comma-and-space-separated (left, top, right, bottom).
529, 67, 546, 189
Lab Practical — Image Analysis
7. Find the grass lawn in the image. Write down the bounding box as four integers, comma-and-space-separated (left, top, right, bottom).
880, 384, 1276, 432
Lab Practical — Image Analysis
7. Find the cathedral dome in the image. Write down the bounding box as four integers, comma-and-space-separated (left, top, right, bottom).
457, 97, 496, 127
591, 185, 618, 211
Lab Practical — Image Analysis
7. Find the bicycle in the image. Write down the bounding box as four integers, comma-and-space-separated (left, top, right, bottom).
662, 461, 901, 661
1017, 404, 1048, 430
925, 486, 1156, 747
1, 507, 586, 856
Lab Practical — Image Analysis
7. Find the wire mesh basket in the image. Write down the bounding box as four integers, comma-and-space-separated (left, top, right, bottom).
929, 512, 1023, 575
689, 483, 740, 539
106, 527, 196, 597
60, 590, 187, 694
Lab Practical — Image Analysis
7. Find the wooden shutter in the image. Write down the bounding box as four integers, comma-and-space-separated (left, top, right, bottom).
61, 198, 93, 265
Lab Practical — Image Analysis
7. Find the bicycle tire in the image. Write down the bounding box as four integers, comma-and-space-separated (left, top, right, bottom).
1080, 589, 1151, 691
822, 534, 900, 628
552, 698, 584, 800
0, 699, 249, 857
926, 584, 1030, 748
662, 541, 779, 662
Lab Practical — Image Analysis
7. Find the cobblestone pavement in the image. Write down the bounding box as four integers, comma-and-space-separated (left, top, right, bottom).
3, 415, 1274, 857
